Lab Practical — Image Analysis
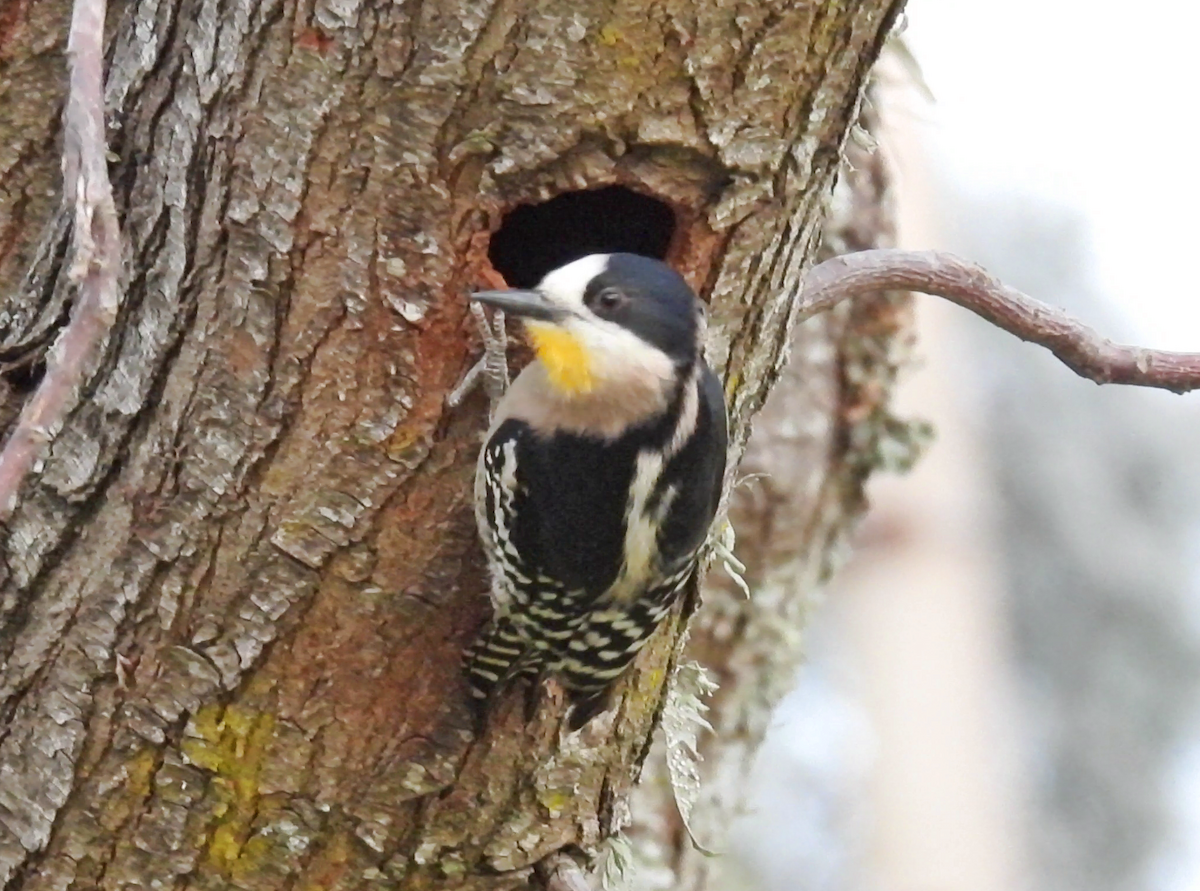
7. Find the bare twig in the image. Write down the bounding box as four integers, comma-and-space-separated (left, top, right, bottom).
0, 0, 120, 520
535, 851, 592, 891
801, 249, 1200, 394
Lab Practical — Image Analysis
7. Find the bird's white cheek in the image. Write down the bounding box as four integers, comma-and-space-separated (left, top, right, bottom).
580, 326, 674, 390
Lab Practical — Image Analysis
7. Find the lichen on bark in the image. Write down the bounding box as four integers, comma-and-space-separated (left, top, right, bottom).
0, 1, 906, 888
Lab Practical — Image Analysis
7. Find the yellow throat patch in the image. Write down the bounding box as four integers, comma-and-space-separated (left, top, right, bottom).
526, 322, 594, 395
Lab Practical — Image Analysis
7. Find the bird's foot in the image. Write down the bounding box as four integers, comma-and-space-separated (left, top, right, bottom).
448, 300, 510, 411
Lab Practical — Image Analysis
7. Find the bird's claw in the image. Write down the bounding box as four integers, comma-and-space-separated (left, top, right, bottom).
448, 302, 510, 411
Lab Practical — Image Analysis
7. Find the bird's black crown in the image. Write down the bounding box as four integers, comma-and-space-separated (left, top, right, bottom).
581, 253, 700, 366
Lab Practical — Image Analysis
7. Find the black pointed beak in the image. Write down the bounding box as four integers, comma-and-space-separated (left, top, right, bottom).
471, 289, 564, 322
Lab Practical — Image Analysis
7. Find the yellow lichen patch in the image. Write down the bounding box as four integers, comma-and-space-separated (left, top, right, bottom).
536, 788, 573, 818
598, 25, 622, 46
99, 747, 161, 832
632, 665, 667, 706
615, 660, 672, 725
181, 703, 278, 876
724, 371, 741, 399
125, 748, 159, 798
526, 322, 594, 395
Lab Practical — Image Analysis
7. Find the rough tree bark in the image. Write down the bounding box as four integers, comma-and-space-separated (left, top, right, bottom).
0, 1, 905, 889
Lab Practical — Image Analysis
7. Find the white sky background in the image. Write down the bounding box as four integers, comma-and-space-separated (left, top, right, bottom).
900, 0, 1200, 352
899, 5, 1200, 889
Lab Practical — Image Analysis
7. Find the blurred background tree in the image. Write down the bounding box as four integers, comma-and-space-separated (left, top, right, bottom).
723, 7, 1200, 889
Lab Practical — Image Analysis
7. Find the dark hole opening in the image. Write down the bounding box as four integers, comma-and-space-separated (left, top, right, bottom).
488, 186, 677, 288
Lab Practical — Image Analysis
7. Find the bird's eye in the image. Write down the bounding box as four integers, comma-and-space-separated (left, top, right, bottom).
595, 289, 625, 312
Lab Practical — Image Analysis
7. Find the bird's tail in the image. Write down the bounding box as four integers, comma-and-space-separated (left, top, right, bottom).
557, 585, 688, 729
463, 615, 529, 712
556, 612, 649, 730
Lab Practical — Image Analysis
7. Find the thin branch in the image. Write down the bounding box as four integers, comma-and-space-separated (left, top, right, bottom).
535, 851, 592, 891
800, 249, 1200, 394
0, 0, 121, 520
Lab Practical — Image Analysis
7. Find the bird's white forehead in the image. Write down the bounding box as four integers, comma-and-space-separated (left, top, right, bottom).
537, 254, 610, 307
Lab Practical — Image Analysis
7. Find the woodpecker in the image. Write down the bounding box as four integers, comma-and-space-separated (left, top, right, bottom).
463, 252, 728, 729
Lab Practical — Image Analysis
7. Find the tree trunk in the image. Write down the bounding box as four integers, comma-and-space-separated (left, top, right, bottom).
0, 1, 904, 889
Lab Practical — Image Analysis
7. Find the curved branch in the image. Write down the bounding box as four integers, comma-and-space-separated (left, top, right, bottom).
800, 249, 1200, 394
0, 0, 120, 520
